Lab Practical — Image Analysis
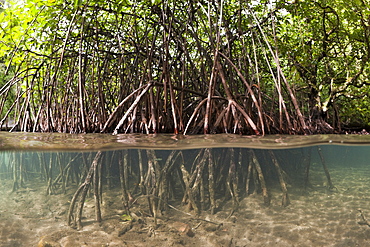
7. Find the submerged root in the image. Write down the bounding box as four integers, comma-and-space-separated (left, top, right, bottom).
67, 152, 103, 229
250, 150, 270, 206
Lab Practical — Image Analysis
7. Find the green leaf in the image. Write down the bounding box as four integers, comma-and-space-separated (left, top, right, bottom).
74, 0, 82, 9
120, 214, 132, 221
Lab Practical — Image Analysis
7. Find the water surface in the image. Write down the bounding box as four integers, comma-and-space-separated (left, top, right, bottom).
1, 132, 370, 151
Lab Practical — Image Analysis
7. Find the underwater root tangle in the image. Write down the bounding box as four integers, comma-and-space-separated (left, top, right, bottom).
63, 147, 334, 229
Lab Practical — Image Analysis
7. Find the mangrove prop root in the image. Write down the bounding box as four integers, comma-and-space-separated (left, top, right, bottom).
317, 146, 335, 190
245, 157, 253, 195
123, 151, 130, 200
53, 153, 80, 193
156, 150, 182, 212
269, 150, 290, 207
180, 164, 199, 214
67, 151, 102, 229
190, 150, 207, 212
137, 150, 147, 196
200, 178, 205, 211
226, 148, 239, 218
250, 150, 270, 206
119, 151, 131, 216
145, 150, 158, 222
94, 158, 102, 223
11, 153, 19, 193
208, 149, 216, 214
303, 148, 312, 191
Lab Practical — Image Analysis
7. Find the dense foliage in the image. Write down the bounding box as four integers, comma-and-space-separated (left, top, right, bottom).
0, 0, 369, 134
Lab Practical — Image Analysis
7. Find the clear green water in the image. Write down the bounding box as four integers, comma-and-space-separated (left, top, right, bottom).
0, 133, 370, 246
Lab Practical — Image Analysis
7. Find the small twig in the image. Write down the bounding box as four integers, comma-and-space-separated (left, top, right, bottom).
358, 210, 370, 227
129, 194, 222, 227
193, 222, 202, 230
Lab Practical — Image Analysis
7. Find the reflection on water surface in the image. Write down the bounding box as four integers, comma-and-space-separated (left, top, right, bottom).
1, 132, 370, 151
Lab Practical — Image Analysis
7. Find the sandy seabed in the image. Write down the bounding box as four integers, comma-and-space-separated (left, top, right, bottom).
1, 165, 370, 247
